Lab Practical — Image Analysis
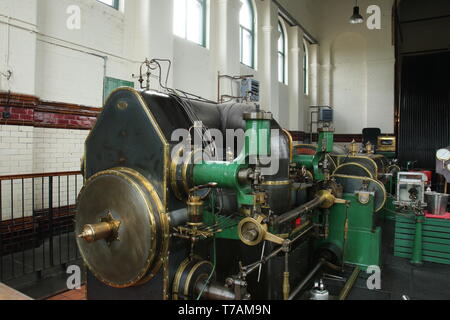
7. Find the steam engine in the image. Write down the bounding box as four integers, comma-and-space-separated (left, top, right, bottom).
75, 87, 397, 300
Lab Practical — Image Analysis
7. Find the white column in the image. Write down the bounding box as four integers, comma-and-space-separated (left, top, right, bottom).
288, 26, 304, 131
260, 0, 279, 118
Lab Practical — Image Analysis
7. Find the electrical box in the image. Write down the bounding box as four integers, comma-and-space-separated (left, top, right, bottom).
395, 172, 427, 207
318, 107, 333, 122
240, 79, 260, 102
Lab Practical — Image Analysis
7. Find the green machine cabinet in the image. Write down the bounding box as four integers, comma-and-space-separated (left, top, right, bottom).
321, 193, 382, 270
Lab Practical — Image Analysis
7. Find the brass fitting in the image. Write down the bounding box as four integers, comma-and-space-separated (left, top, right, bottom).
78, 212, 121, 244
283, 272, 290, 300
316, 190, 349, 209
187, 195, 204, 226
349, 140, 359, 156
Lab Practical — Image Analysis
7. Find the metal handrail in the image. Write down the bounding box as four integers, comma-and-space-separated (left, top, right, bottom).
0, 171, 81, 181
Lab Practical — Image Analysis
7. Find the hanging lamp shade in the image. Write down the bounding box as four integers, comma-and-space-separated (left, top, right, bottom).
349, 5, 364, 24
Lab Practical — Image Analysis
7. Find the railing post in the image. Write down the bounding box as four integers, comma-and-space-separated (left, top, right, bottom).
49, 176, 54, 266
0, 180, 3, 282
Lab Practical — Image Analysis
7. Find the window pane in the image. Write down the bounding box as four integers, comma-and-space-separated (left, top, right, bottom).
174, 0, 187, 38
186, 0, 203, 44
278, 33, 284, 55
98, 0, 116, 7
278, 53, 284, 83
241, 29, 253, 67
304, 43, 308, 93
240, 0, 253, 30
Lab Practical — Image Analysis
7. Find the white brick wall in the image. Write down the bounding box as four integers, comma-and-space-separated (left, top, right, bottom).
0, 125, 87, 221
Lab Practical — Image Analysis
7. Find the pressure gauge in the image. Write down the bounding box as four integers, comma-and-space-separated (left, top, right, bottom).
436, 149, 450, 161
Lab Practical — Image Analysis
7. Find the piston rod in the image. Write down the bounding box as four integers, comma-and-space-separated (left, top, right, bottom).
288, 260, 325, 300
275, 196, 324, 225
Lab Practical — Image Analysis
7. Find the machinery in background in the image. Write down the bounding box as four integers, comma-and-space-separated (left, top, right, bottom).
393, 147, 450, 266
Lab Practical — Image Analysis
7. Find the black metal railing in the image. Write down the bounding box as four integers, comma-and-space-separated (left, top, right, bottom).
0, 171, 83, 285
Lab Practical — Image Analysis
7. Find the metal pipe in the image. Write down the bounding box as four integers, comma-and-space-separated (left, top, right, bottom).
194, 280, 236, 300
275, 196, 324, 225
338, 266, 360, 300
288, 260, 324, 300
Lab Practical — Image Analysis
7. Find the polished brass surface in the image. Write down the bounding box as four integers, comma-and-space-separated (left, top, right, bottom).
238, 215, 284, 246
117, 100, 128, 110
76, 168, 167, 288
282, 129, 294, 162
316, 190, 336, 209
377, 136, 396, 152
78, 212, 121, 245
116, 167, 170, 287
349, 140, 359, 156
365, 142, 374, 154
187, 195, 204, 226
283, 272, 290, 300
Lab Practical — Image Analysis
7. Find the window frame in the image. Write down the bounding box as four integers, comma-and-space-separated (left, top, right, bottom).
303, 42, 309, 95
239, 0, 256, 69
97, 0, 119, 10
278, 20, 287, 84
173, 0, 208, 48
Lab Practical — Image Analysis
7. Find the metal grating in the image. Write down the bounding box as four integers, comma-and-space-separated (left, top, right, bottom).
398, 52, 450, 169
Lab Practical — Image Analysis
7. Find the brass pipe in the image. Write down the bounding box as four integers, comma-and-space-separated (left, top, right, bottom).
338, 266, 360, 300
283, 251, 290, 300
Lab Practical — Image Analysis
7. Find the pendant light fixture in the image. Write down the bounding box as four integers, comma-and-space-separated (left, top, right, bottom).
349, 0, 364, 24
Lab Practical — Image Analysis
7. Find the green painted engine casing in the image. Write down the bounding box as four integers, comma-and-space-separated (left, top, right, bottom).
193, 161, 254, 206
320, 194, 381, 270
245, 118, 272, 157
293, 131, 334, 181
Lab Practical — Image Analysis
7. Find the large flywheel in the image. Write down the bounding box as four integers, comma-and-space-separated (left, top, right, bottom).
76, 168, 169, 288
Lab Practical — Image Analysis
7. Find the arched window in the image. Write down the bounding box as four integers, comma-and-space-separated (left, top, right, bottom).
278, 20, 287, 84
240, 0, 255, 68
98, 0, 119, 9
173, 0, 207, 47
303, 42, 309, 94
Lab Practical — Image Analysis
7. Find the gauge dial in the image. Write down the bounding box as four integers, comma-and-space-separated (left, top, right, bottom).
436, 149, 450, 161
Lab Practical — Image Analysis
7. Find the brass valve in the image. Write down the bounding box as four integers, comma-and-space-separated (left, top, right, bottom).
187, 183, 218, 227
365, 141, 374, 154
349, 140, 359, 156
